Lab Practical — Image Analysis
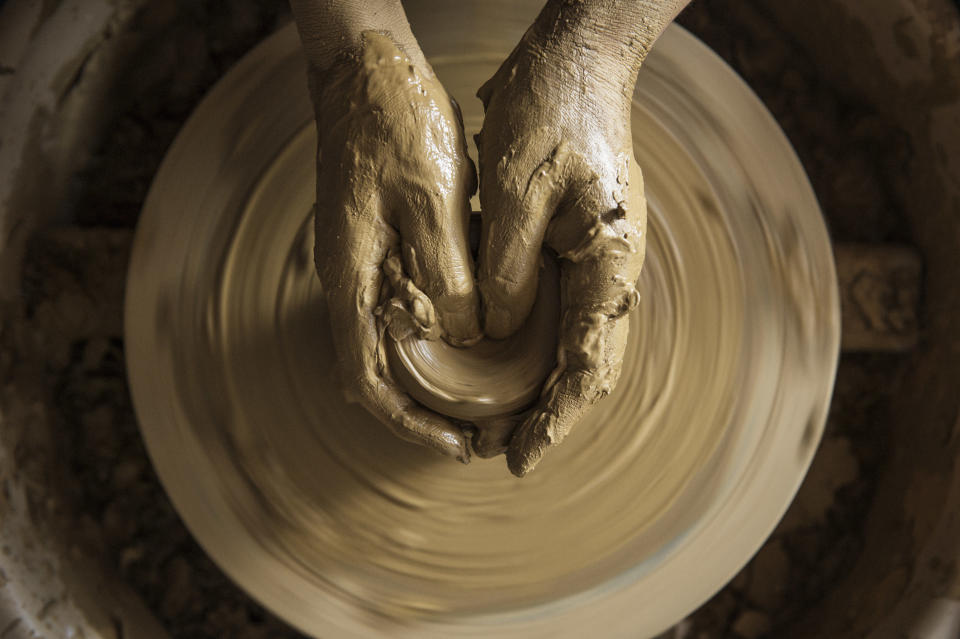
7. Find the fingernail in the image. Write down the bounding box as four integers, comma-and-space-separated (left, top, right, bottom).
506, 450, 532, 477
505, 436, 532, 477
438, 428, 470, 464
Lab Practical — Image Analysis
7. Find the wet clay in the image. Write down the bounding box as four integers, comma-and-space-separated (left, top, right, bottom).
304, 27, 481, 462
292, 0, 688, 475
470, 0, 687, 473
125, 22, 838, 637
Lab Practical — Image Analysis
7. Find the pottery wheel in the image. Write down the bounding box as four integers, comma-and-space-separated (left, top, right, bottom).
125, 8, 839, 638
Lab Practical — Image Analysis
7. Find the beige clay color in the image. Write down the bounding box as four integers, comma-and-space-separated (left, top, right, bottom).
291, 0, 686, 475
125, 14, 839, 635
304, 28, 482, 463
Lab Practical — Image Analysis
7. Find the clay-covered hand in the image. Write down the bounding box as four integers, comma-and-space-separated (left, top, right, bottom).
307, 31, 480, 462
475, 0, 684, 476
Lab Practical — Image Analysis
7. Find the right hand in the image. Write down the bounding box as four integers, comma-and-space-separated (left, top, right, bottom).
309, 31, 480, 462
474, 21, 648, 476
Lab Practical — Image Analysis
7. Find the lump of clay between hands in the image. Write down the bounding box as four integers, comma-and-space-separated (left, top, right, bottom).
387, 252, 560, 432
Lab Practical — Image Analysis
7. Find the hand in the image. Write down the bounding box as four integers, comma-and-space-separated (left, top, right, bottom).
475, 9, 652, 476
309, 31, 480, 462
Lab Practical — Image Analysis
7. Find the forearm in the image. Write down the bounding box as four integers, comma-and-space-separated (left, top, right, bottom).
528, 0, 689, 97
289, 0, 427, 74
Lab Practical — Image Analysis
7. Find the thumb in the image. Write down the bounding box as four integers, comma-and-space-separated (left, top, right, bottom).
478, 140, 579, 339
396, 189, 482, 346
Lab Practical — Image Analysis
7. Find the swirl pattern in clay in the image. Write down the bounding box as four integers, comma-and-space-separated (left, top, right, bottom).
125, 13, 838, 638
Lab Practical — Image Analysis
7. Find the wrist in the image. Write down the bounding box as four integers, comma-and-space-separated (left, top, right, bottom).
526, 0, 687, 96
291, 0, 428, 78
303, 28, 432, 118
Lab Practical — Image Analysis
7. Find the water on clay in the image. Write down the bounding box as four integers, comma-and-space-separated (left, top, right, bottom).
125, 15, 839, 639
